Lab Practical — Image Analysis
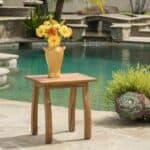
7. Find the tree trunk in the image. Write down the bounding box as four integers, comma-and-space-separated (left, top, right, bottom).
40, 0, 48, 14
54, 0, 65, 21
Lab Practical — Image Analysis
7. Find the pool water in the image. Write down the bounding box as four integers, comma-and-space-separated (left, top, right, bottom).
0, 43, 150, 110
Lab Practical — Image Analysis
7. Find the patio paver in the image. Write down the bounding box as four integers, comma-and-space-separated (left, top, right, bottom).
0, 99, 150, 150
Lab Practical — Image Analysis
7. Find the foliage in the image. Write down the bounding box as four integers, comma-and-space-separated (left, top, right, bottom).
144, 12, 150, 15
36, 18, 72, 48
122, 12, 136, 17
106, 65, 150, 102
24, 7, 52, 37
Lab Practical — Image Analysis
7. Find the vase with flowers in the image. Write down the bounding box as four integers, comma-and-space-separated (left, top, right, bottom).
36, 18, 72, 78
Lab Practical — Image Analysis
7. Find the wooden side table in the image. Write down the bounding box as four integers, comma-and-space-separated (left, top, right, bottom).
26, 73, 96, 144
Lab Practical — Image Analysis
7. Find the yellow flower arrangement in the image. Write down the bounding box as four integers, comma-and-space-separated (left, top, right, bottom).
36, 19, 72, 48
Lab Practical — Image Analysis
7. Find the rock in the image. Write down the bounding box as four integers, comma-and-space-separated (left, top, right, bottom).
0, 0, 3, 5
115, 92, 150, 121
77, 5, 119, 15
24, 0, 43, 6
0, 68, 9, 89
0, 53, 19, 71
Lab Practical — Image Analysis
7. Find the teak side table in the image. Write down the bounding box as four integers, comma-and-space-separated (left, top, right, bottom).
26, 73, 96, 144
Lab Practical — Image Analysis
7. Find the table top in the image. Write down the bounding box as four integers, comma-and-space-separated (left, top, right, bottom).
26, 73, 96, 86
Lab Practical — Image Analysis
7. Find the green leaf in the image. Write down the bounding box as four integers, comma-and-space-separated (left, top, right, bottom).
24, 6, 53, 37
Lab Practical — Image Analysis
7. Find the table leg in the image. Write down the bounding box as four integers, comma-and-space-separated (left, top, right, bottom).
31, 83, 39, 135
68, 87, 77, 132
43, 86, 52, 144
82, 84, 91, 139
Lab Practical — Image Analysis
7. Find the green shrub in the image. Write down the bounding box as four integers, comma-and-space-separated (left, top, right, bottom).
106, 65, 150, 102
24, 7, 52, 37
144, 12, 150, 15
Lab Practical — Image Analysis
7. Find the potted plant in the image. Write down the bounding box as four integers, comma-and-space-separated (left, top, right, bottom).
36, 18, 72, 78
106, 65, 150, 121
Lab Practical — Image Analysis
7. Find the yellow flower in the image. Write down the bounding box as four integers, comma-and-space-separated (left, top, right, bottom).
36, 18, 73, 47
49, 19, 59, 26
36, 25, 46, 38
47, 27, 58, 36
59, 25, 72, 38
43, 21, 50, 26
48, 35, 61, 48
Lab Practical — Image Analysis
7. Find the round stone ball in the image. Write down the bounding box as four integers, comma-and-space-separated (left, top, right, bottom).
115, 92, 150, 121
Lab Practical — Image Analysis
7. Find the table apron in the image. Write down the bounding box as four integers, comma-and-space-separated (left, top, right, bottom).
34, 82, 89, 88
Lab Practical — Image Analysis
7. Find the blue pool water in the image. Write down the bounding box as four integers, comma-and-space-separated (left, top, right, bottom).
0, 43, 150, 110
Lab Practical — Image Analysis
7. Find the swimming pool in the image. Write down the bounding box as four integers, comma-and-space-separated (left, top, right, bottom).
0, 43, 150, 110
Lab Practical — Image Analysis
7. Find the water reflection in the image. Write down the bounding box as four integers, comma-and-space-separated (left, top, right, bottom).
66, 44, 150, 65
121, 49, 130, 65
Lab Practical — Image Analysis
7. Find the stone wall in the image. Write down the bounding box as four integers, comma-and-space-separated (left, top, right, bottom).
4, 0, 24, 7
48, 0, 150, 13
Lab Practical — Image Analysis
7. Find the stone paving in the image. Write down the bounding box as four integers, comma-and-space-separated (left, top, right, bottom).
0, 99, 150, 150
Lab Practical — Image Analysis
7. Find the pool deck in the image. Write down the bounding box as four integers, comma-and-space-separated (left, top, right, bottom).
0, 99, 150, 150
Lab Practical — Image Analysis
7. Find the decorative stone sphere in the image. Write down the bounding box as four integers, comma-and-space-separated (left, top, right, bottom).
115, 92, 150, 121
